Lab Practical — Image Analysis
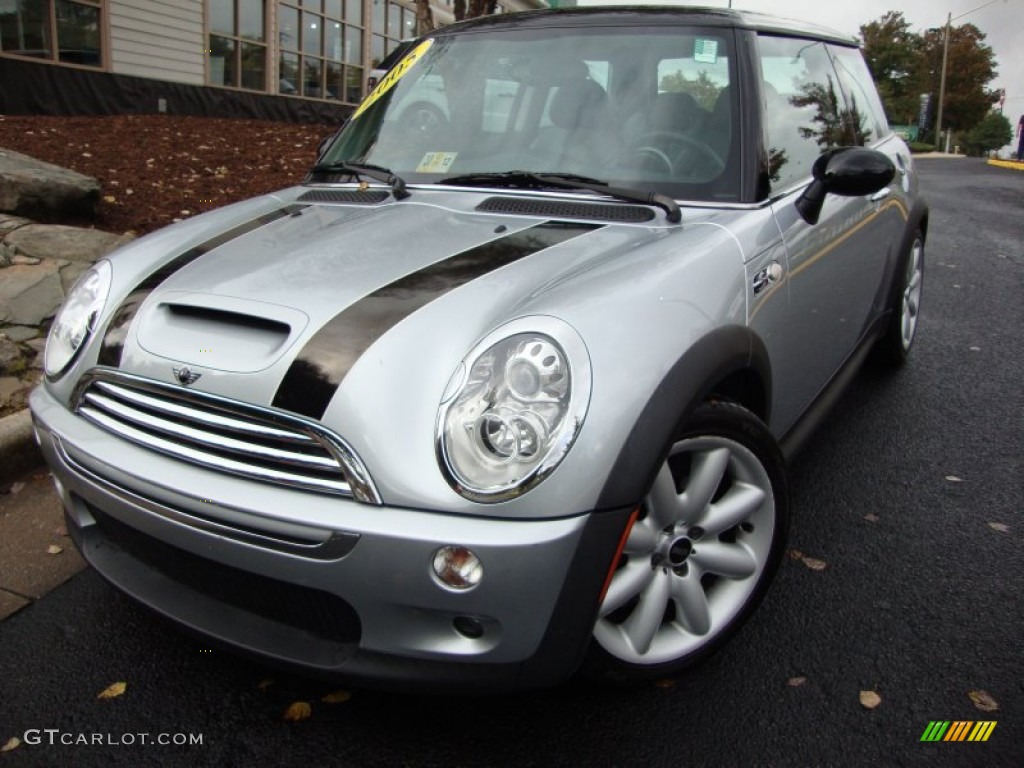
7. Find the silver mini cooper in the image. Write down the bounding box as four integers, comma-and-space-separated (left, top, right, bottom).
32, 7, 926, 689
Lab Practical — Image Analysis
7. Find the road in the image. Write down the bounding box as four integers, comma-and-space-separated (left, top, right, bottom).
1, 158, 1021, 767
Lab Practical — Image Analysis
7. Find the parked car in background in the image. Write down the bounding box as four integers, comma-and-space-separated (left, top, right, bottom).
32, 6, 926, 690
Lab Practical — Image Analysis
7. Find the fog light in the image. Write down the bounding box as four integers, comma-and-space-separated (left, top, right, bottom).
453, 616, 485, 639
432, 546, 483, 590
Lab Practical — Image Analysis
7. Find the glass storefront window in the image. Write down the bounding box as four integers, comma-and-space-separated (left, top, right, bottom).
209, 0, 234, 37
346, 65, 363, 102
209, 35, 236, 86
2, 0, 106, 68
303, 55, 322, 96
386, 2, 400, 38
345, 0, 361, 26
326, 19, 342, 61
239, 0, 264, 41
208, 0, 267, 91
55, 0, 99, 66
277, 0, 366, 104
279, 50, 299, 93
302, 11, 320, 55
278, 5, 298, 48
344, 26, 361, 64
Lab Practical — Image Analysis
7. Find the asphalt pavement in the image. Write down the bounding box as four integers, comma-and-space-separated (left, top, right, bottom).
0, 158, 1020, 767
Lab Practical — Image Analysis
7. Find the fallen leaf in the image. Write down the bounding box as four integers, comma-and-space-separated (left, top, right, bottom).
787, 548, 804, 561
54, 525, 68, 537
0, 737, 21, 752
787, 676, 807, 687
103, 195, 117, 203
945, 476, 963, 483
10, 481, 24, 495
968, 690, 998, 712
969, 346, 981, 352
801, 556, 827, 571
987, 522, 1010, 533
283, 701, 312, 721
321, 690, 352, 704
97, 681, 127, 700
47, 544, 64, 555
654, 679, 676, 689
257, 678, 275, 691
859, 690, 882, 709
864, 513, 880, 523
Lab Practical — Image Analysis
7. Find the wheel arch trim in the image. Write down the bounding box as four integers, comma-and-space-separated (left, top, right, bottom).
595, 324, 771, 510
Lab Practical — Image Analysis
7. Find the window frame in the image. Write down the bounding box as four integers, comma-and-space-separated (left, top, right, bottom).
206, 0, 270, 93
277, 0, 365, 104
0, 0, 107, 71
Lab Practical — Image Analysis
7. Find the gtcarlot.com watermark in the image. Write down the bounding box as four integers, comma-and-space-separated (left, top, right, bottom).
22, 730, 203, 747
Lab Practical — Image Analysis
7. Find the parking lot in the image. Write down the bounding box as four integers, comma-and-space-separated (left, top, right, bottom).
0, 157, 1020, 767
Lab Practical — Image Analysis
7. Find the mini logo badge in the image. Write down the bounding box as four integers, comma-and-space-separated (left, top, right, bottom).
173, 366, 201, 386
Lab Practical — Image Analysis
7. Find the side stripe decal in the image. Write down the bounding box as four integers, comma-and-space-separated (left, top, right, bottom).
272, 221, 601, 419
96, 205, 305, 368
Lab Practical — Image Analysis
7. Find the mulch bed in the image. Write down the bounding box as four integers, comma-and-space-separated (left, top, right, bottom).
0, 114, 336, 235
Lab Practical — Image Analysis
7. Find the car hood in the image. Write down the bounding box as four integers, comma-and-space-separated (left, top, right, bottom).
82, 186, 745, 511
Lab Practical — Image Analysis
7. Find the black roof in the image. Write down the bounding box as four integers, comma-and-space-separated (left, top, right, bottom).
436, 6, 857, 47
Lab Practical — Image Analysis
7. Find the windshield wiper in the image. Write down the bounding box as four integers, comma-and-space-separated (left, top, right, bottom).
309, 161, 410, 200
439, 171, 681, 224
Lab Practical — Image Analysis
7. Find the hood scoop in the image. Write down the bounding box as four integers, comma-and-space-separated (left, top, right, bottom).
135, 292, 309, 373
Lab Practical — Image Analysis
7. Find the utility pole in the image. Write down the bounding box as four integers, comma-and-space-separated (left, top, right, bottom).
934, 12, 951, 152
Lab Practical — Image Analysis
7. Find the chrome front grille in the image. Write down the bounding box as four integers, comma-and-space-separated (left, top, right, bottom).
73, 371, 379, 503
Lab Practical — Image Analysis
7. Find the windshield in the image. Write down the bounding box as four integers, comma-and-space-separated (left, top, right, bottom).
323, 24, 740, 202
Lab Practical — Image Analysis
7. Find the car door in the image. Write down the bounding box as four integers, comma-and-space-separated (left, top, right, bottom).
757, 35, 896, 435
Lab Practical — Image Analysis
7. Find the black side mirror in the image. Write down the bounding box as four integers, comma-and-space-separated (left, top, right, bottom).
795, 147, 896, 225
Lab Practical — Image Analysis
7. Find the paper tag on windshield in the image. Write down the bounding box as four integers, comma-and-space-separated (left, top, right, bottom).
694, 38, 718, 64
416, 152, 458, 173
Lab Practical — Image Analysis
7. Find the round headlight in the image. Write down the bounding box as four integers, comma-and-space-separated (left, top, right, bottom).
437, 318, 591, 502
44, 260, 113, 379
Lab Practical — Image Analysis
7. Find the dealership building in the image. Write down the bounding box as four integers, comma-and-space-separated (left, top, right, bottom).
0, 0, 545, 121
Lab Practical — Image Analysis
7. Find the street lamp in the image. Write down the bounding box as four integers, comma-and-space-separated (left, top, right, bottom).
933, 0, 1006, 153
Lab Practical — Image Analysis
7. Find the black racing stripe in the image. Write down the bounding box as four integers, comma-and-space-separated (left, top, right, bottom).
272, 221, 601, 420
96, 205, 306, 367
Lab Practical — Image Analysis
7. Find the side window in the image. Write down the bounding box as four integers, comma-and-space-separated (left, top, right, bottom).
829, 45, 890, 145
758, 36, 846, 191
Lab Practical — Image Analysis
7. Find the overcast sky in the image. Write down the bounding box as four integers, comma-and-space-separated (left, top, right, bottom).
577, 0, 1023, 119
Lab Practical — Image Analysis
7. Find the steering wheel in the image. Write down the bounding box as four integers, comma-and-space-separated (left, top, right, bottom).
630, 131, 725, 178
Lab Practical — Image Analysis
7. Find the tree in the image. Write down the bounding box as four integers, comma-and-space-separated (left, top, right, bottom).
960, 111, 1012, 156
918, 23, 999, 133
860, 12, 922, 125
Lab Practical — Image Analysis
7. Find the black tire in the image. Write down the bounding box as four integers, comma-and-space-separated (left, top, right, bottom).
584, 400, 788, 683
874, 228, 924, 368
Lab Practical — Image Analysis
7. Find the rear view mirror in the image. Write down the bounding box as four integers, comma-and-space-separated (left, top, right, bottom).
796, 148, 895, 224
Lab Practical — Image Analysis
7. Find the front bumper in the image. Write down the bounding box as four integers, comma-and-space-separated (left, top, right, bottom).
30, 385, 631, 690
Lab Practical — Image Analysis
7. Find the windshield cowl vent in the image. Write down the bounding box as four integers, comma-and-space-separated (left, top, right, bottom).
297, 189, 391, 204
476, 196, 656, 223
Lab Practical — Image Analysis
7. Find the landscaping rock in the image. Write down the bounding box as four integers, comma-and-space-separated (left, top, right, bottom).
0, 214, 32, 237
25, 339, 46, 370
0, 376, 23, 407
1, 326, 38, 343
0, 148, 100, 218
5, 223, 130, 264
0, 261, 64, 326
0, 339, 20, 374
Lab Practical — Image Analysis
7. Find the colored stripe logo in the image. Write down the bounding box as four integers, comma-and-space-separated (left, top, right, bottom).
271, 221, 601, 419
920, 721, 997, 742
97, 205, 306, 368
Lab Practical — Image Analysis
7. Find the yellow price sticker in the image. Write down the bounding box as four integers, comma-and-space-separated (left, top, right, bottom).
351, 38, 435, 121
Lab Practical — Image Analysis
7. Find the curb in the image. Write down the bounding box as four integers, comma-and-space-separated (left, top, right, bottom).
0, 409, 43, 487
986, 158, 1024, 172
